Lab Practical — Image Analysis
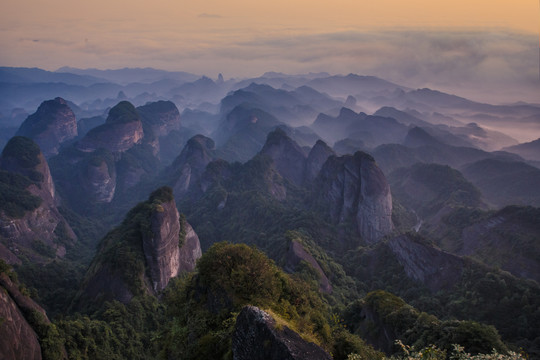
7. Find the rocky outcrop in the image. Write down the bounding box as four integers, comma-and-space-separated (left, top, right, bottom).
137, 100, 182, 137
0, 273, 45, 360
0, 137, 76, 263
305, 140, 334, 184
316, 151, 393, 244
16, 97, 78, 157
232, 306, 332, 360
387, 234, 464, 292
142, 198, 202, 292
167, 135, 216, 197
259, 128, 307, 186
75, 187, 201, 308
77, 101, 144, 153
284, 241, 332, 293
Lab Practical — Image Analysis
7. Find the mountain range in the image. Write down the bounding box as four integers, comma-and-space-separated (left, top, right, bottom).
0, 66, 539, 360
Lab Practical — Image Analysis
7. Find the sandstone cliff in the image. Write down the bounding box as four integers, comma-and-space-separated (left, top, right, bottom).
315, 151, 393, 244
0, 273, 44, 360
75, 187, 201, 309
167, 135, 216, 197
0, 136, 76, 263
77, 101, 144, 153
16, 97, 77, 157
232, 306, 332, 360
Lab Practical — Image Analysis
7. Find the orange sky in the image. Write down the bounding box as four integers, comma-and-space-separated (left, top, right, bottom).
0, 0, 539, 99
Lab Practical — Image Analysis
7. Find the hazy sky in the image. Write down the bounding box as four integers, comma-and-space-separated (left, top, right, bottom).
1, 0, 539, 102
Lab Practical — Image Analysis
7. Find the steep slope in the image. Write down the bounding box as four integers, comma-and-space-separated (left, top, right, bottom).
0, 136, 76, 263
16, 97, 78, 157
305, 139, 335, 184
165, 134, 216, 198
0, 262, 66, 360
314, 151, 393, 244
74, 187, 201, 310
259, 128, 307, 186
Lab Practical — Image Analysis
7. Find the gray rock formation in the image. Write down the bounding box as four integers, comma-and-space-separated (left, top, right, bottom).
232, 306, 332, 360
259, 128, 307, 186
316, 151, 393, 244
16, 97, 78, 157
143, 199, 202, 292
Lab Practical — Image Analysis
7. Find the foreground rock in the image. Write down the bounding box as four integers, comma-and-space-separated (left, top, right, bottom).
232, 306, 332, 360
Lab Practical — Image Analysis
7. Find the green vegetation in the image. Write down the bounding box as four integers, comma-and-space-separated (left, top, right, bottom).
1, 136, 42, 168
106, 101, 141, 124
0, 170, 42, 218
159, 242, 377, 360
344, 290, 508, 356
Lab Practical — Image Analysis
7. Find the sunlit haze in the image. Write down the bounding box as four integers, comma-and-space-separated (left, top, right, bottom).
1, 0, 539, 103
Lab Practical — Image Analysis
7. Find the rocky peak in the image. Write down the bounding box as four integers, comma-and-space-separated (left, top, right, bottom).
316, 151, 393, 244
77, 101, 144, 153
168, 135, 216, 196
259, 128, 307, 186
0, 137, 76, 263
232, 306, 332, 360
0, 136, 55, 201
305, 139, 334, 184
142, 188, 202, 292
16, 97, 78, 157
76, 187, 201, 308
137, 100, 181, 137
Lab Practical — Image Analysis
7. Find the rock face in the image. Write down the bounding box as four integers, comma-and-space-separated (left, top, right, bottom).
305, 139, 334, 184
76, 187, 201, 308
284, 241, 332, 293
77, 101, 144, 153
16, 97, 78, 157
259, 128, 307, 186
0, 137, 76, 263
387, 234, 464, 292
79, 158, 116, 203
316, 151, 393, 244
168, 135, 216, 197
142, 199, 202, 292
232, 306, 332, 360
0, 272, 51, 360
